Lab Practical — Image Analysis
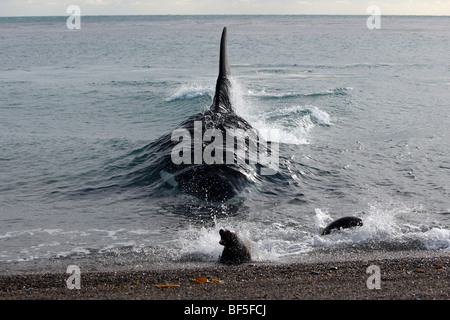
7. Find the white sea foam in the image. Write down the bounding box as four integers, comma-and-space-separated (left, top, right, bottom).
246, 87, 352, 99
173, 201, 449, 265
310, 106, 332, 126
163, 79, 332, 145
165, 83, 213, 102
417, 228, 450, 250
176, 224, 224, 262
230, 79, 332, 145
309, 203, 450, 252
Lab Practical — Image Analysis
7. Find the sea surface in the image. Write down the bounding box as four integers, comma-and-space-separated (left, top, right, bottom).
1, 15, 449, 274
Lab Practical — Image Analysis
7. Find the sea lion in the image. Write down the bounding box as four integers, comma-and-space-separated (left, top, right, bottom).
321, 216, 363, 235
218, 229, 251, 264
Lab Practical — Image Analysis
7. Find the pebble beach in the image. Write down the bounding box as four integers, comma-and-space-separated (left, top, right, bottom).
1, 255, 447, 300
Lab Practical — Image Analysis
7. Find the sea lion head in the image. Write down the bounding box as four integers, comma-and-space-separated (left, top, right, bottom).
219, 229, 237, 246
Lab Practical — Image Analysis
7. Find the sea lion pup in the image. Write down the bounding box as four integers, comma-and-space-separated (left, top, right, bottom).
218, 229, 251, 264
321, 216, 363, 235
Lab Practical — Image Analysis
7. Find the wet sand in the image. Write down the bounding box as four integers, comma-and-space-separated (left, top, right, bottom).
0, 256, 448, 300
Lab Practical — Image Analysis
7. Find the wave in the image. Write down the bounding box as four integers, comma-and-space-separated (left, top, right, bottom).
3, 210, 448, 267
239, 104, 332, 145
107, 80, 168, 87
264, 105, 331, 126
222, 79, 333, 145
246, 87, 352, 100
165, 204, 450, 264
256, 68, 312, 74
311, 206, 450, 252
165, 81, 352, 104
165, 84, 213, 102
162, 81, 333, 145
249, 63, 393, 79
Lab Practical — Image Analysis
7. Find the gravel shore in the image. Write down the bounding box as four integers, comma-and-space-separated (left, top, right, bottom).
0, 256, 448, 300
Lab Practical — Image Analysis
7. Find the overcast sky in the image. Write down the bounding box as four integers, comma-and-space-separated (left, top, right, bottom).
1, 0, 449, 16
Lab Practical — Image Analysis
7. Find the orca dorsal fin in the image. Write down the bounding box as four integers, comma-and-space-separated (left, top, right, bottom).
211, 27, 232, 113
219, 27, 229, 78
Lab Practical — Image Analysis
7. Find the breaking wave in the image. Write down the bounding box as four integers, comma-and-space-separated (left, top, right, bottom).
165, 83, 213, 102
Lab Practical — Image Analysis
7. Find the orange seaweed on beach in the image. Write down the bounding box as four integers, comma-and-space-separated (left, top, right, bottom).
192, 277, 223, 284
156, 284, 180, 288
193, 277, 209, 283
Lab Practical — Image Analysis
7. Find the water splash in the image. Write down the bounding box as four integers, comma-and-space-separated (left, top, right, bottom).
230, 78, 332, 145
165, 83, 213, 102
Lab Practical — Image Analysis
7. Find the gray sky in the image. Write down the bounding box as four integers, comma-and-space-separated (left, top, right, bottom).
1, 0, 449, 16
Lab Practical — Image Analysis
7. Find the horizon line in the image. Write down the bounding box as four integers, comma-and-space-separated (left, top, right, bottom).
1, 13, 450, 18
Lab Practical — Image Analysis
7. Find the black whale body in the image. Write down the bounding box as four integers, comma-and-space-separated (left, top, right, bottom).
321, 216, 363, 235
134, 28, 263, 202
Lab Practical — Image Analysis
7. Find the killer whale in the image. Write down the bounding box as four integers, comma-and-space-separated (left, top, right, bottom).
138, 27, 272, 202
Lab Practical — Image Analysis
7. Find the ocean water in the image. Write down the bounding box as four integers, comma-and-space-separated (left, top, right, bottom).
1, 15, 449, 274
